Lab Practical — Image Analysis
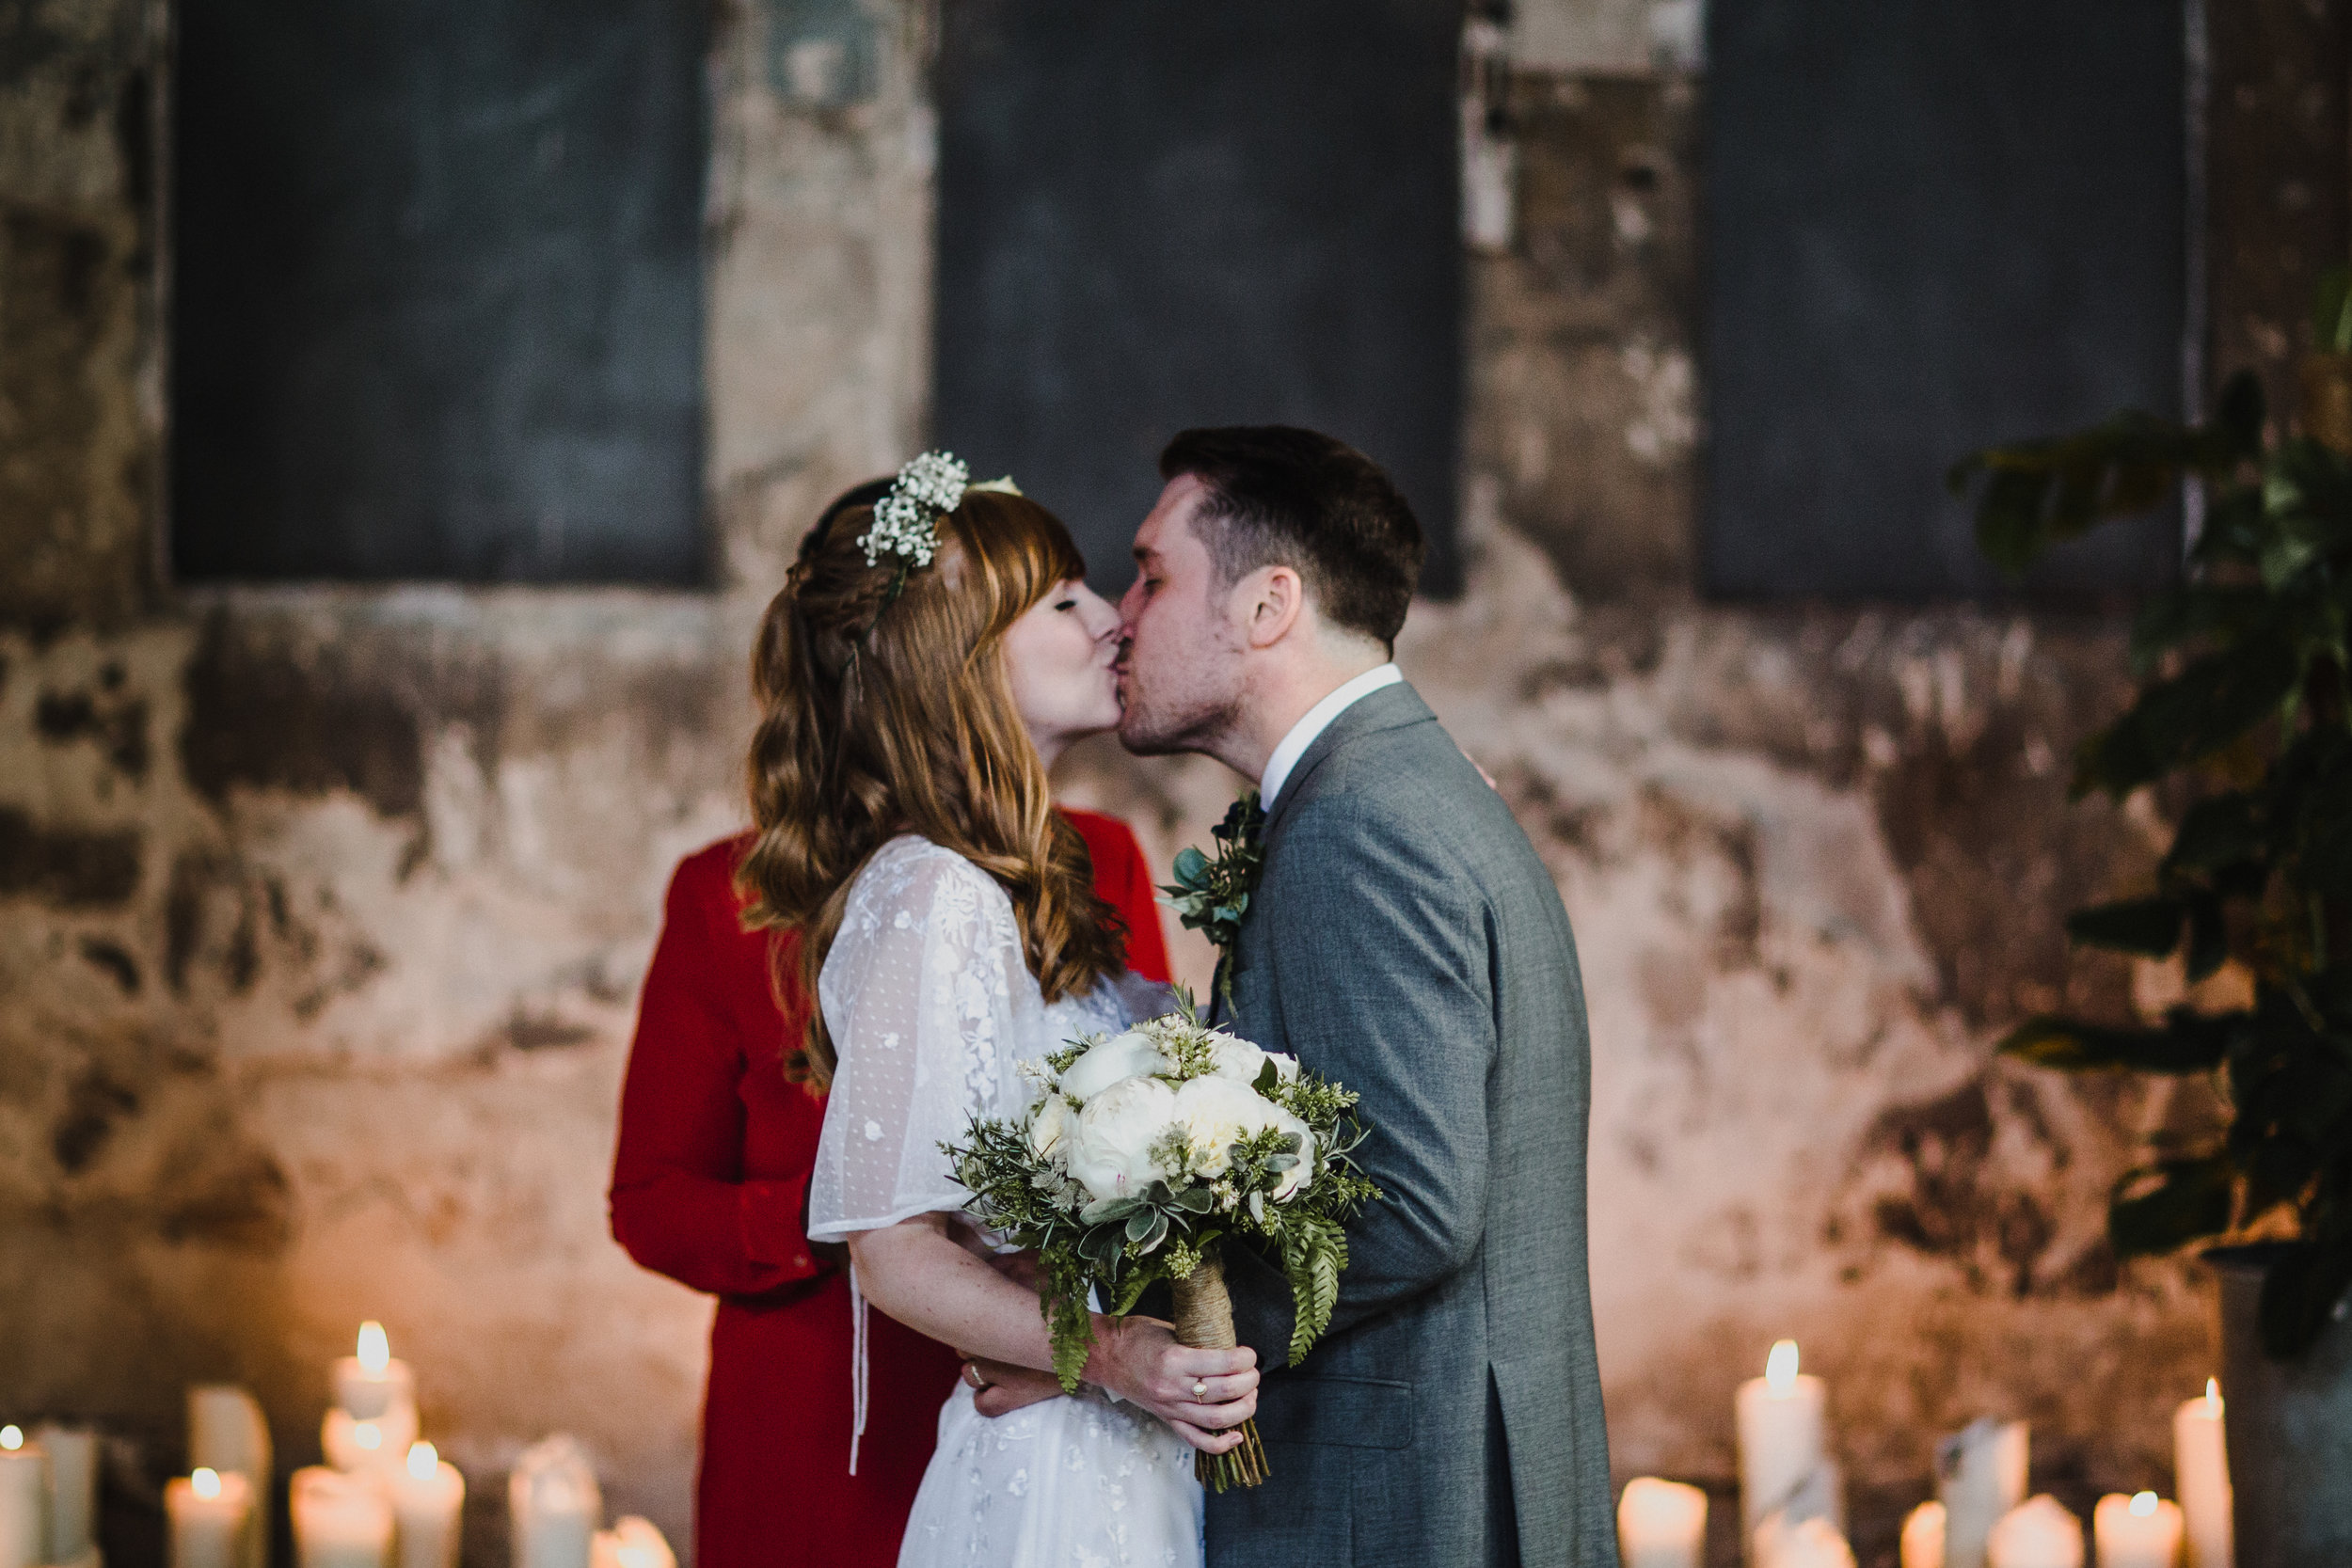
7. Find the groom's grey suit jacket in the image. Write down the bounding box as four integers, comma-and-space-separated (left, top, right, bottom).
1211, 681, 1615, 1568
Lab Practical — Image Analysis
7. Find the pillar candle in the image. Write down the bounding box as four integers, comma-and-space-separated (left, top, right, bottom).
1937, 1418, 2028, 1568
1987, 1496, 2083, 1568
291, 1467, 391, 1568
1617, 1478, 1708, 1568
1756, 1514, 1856, 1568
188, 1386, 272, 1568
168, 1470, 254, 1568
1738, 1340, 1830, 1559
588, 1518, 674, 1568
2092, 1493, 2181, 1568
333, 1326, 417, 1425
0, 1429, 49, 1568
2172, 1381, 2231, 1568
324, 1408, 420, 1476
32, 1424, 99, 1567
1901, 1501, 1947, 1568
389, 1446, 463, 1568
508, 1436, 599, 1568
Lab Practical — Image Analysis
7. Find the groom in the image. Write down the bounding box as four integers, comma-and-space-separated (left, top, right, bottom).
1115, 427, 1615, 1567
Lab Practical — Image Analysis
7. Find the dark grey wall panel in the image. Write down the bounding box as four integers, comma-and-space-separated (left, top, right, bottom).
1703, 0, 2186, 600
172, 0, 707, 584
934, 0, 1464, 597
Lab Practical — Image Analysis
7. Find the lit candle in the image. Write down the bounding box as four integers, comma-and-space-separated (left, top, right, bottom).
389, 1445, 464, 1568
1755, 1514, 1856, 1568
1937, 1418, 2028, 1568
168, 1468, 255, 1568
324, 1407, 420, 1475
1617, 1478, 1708, 1568
1901, 1500, 1946, 1568
1737, 1340, 1833, 1559
1987, 1496, 2083, 1568
0, 1428, 49, 1568
334, 1325, 417, 1424
291, 1465, 392, 1568
2173, 1380, 2232, 1568
32, 1424, 99, 1568
187, 1386, 273, 1568
2092, 1492, 2182, 1568
588, 1517, 675, 1568
508, 1436, 599, 1568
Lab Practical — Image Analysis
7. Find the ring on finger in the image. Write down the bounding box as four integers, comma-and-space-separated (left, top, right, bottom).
1191, 1378, 1207, 1399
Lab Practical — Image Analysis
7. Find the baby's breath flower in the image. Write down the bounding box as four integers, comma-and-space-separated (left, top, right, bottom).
858, 451, 968, 569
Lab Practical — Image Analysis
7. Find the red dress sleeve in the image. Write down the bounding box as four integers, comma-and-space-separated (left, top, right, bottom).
1062, 807, 1173, 984
608, 844, 825, 1299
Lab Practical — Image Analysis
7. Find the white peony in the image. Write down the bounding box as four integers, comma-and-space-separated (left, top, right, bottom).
1058, 1030, 1173, 1102
1170, 1077, 1281, 1178
1065, 1076, 1180, 1203
1027, 1094, 1073, 1161
1202, 1031, 1299, 1086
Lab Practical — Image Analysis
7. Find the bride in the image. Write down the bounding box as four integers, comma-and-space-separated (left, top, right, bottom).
736, 456, 1261, 1567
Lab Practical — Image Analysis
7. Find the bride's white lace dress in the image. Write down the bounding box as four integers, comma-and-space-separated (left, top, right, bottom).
806, 835, 1203, 1568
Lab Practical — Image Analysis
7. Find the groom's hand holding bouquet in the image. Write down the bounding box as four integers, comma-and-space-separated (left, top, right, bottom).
946, 994, 1379, 1490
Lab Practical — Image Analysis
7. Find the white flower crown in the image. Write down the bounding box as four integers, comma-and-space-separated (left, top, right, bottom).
856, 450, 1022, 575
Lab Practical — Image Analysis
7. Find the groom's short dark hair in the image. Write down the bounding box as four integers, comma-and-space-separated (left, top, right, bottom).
1158, 426, 1424, 649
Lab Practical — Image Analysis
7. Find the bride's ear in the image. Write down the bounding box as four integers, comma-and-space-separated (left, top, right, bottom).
1241, 564, 1304, 650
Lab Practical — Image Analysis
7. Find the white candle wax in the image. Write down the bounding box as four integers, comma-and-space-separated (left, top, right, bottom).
508, 1436, 599, 1568
324, 1408, 420, 1476
389, 1447, 464, 1568
587, 1517, 674, 1568
2092, 1493, 2182, 1568
1987, 1496, 2083, 1568
291, 1466, 391, 1568
1737, 1340, 1830, 1557
1901, 1500, 1947, 1568
2173, 1382, 2232, 1568
32, 1424, 98, 1565
1617, 1478, 1708, 1568
1756, 1514, 1856, 1568
168, 1470, 254, 1568
0, 1431, 49, 1568
187, 1386, 272, 1568
1938, 1418, 2028, 1568
334, 1325, 416, 1424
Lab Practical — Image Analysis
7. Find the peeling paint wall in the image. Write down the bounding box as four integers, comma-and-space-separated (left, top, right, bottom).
0, 0, 2320, 1564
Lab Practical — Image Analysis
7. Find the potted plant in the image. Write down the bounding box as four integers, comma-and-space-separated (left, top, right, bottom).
1947, 277, 2352, 1566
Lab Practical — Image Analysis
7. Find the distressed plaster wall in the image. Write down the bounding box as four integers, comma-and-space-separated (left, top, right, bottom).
0, 1, 2320, 1565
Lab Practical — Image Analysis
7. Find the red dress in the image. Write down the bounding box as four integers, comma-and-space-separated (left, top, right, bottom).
609, 812, 1171, 1568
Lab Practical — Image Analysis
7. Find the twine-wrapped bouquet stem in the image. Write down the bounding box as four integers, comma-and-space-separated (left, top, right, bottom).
1171, 1255, 1269, 1491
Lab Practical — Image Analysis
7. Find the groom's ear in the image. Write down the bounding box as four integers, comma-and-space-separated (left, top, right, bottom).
1240, 563, 1306, 650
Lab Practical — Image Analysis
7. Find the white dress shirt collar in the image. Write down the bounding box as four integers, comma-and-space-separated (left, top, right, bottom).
1257, 663, 1403, 809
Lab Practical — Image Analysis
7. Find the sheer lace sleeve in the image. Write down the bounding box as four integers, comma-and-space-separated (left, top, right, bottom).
807, 839, 1025, 1242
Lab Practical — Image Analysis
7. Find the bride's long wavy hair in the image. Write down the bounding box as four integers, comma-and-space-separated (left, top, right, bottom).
738, 485, 1125, 1091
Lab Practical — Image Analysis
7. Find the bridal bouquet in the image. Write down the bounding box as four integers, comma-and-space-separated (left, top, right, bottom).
945, 995, 1377, 1490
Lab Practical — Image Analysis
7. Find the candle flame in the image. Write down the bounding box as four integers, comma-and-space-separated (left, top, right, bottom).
407, 1443, 437, 1481
192, 1468, 222, 1501
355, 1421, 381, 1451
1765, 1339, 1800, 1393
0, 1427, 19, 1451
2204, 1377, 2222, 1415
2130, 1491, 2158, 1517
358, 1321, 390, 1374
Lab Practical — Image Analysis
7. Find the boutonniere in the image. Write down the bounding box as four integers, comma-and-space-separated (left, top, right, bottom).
1158, 792, 1267, 1011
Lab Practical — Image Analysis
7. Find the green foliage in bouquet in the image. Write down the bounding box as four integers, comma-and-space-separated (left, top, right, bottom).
1947, 343, 2352, 1356
944, 991, 1379, 1391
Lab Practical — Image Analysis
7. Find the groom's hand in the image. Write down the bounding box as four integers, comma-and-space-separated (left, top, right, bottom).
1085, 1313, 1260, 1454
963, 1356, 1063, 1418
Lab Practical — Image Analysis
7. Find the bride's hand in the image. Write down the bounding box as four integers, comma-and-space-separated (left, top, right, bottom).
1084, 1314, 1260, 1455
